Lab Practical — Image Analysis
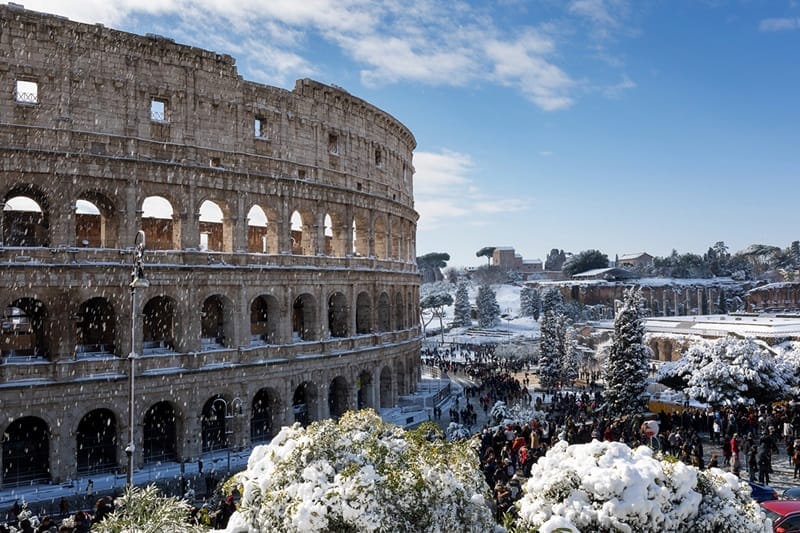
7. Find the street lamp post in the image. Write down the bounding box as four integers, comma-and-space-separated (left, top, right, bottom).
126, 230, 149, 487
211, 397, 243, 473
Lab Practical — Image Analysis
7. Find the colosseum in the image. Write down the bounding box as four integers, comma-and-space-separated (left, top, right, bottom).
0, 5, 420, 487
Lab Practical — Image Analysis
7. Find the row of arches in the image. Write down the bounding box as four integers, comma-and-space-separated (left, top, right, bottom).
1, 366, 406, 486
1, 288, 417, 359
1, 186, 415, 261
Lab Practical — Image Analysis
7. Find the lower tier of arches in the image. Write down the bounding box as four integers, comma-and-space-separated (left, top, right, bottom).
0, 339, 420, 486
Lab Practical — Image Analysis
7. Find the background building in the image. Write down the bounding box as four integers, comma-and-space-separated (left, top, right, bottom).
0, 5, 420, 487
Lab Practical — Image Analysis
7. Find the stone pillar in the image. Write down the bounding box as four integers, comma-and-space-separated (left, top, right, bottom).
318, 285, 330, 340
175, 286, 201, 352
344, 205, 354, 256
180, 183, 198, 250
232, 193, 247, 252
51, 197, 75, 247
49, 424, 74, 483
277, 198, 290, 254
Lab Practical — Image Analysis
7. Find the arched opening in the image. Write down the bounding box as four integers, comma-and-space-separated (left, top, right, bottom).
373, 217, 387, 259
142, 401, 177, 464
324, 213, 334, 256
76, 409, 117, 474
394, 292, 405, 330
377, 293, 390, 332
292, 382, 318, 427
75, 297, 116, 356
251, 388, 281, 444
1, 299, 47, 359
141, 196, 176, 250
142, 296, 176, 353
328, 376, 349, 419
201, 295, 229, 349
356, 292, 371, 334
357, 370, 373, 409
379, 366, 393, 408
199, 200, 225, 252
2, 416, 50, 486
75, 192, 118, 248
353, 213, 370, 257
290, 211, 304, 255
395, 361, 407, 396
246, 205, 269, 253
327, 292, 348, 338
201, 396, 228, 453
250, 295, 280, 345
2, 194, 48, 247
292, 293, 316, 341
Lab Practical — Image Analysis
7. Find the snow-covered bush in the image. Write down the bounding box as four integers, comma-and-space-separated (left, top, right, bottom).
92, 484, 206, 533
490, 401, 546, 427
446, 422, 472, 441
657, 337, 796, 404
222, 409, 498, 532
514, 440, 770, 533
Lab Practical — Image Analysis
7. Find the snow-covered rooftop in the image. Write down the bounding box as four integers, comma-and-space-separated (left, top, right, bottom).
644, 314, 800, 339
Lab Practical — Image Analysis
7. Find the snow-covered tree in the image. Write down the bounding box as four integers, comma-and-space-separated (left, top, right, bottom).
520, 287, 541, 320
452, 280, 472, 328
92, 484, 205, 533
561, 325, 579, 386
514, 440, 770, 533
603, 287, 651, 417
223, 410, 497, 533
419, 282, 453, 342
476, 285, 500, 328
657, 337, 796, 404
538, 287, 566, 390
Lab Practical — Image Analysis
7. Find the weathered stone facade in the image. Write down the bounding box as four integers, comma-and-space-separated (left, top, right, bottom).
0, 5, 420, 486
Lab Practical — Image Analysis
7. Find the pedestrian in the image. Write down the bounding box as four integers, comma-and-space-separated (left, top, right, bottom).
198, 458, 203, 475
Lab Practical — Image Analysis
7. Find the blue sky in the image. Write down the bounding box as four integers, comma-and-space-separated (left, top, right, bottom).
26, 0, 800, 267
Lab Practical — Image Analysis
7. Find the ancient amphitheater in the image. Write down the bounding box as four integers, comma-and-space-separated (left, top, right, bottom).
0, 5, 420, 486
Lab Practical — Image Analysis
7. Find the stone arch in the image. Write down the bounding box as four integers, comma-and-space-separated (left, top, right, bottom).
75, 297, 116, 356
395, 360, 406, 396
357, 370, 374, 409
198, 198, 231, 252
251, 388, 281, 444
328, 291, 348, 338
142, 400, 178, 464
75, 191, 119, 248
377, 292, 390, 332
2, 416, 50, 486
246, 204, 278, 254
292, 381, 318, 427
141, 195, 178, 250
142, 295, 177, 352
292, 293, 317, 341
1, 298, 48, 359
373, 216, 387, 259
324, 210, 347, 257
290, 209, 314, 255
355, 291, 371, 334
2, 188, 49, 246
250, 294, 280, 345
201, 395, 229, 453
201, 294, 233, 349
352, 211, 369, 257
328, 376, 349, 419
379, 366, 393, 408
76, 408, 117, 474
394, 291, 404, 329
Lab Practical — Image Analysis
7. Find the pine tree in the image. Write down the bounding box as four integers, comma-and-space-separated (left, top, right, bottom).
452, 280, 472, 327
520, 287, 542, 320
561, 325, 579, 386
538, 287, 565, 390
476, 285, 500, 328
603, 287, 651, 417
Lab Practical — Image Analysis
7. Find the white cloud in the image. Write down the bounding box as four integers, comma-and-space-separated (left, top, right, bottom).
603, 73, 636, 98
413, 150, 529, 230
759, 17, 800, 32
540, 151, 554, 156
22, 0, 640, 111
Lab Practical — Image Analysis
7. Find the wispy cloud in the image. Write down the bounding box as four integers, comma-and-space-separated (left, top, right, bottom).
413, 150, 529, 230
603, 74, 636, 98
25, 0, 636, 111
759, 17, 800, 32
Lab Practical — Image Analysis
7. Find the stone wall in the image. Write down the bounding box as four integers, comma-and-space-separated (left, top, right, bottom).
0, 5, 421, 486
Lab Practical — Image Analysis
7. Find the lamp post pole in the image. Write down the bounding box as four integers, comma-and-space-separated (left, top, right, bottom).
126, 230, 149, 487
